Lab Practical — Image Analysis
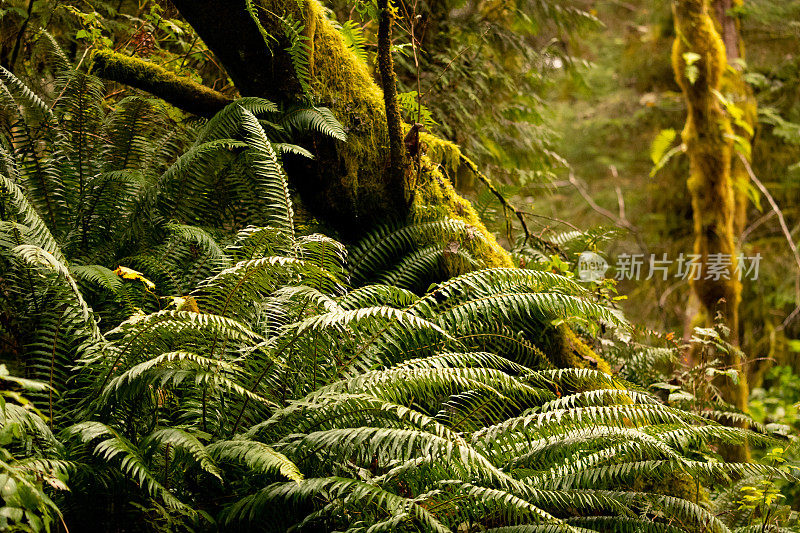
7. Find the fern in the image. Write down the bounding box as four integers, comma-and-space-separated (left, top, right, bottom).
276, 13, 314, 99
338, 19, 368, 62
278, 105, 348, 141
1, 71, 794, 531
397, 90, 438, 127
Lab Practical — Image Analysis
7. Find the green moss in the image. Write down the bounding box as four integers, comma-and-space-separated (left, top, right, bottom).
306, 0, 393, 217
557, 324, 612, 373
249, 0, 612, 372
411, 159, 513, 270
634, 472, 710, 507
418, 130, 462, 176
672, 0, 742, 323
252, 0, 515, 268
90, 49, 232, 116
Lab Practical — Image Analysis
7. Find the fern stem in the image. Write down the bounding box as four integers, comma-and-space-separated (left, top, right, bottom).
164, 443, 171, 490
48, 308, 65, 429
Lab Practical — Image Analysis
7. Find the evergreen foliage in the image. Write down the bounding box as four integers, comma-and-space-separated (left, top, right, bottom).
0, 59, 795, 531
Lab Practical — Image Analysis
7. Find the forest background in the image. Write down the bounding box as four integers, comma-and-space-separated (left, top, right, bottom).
2, 0, 800, 531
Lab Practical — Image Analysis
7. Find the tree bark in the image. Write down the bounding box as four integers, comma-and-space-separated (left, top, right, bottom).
377, 0, 412, 208
712, 0, 757, 238
171, 0, 408, 232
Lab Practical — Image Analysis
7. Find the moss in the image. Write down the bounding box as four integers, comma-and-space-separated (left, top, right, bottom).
90, 49, 232, 116
672, 0, 741, 327
251, 0, 518, 266
709, 0, 755, 237
249, 0, 613, 372
557, 324, 612, 373
411, 159, 513, 270
376, 0, 409, 206
419, 131, 463, 176
634, 471, 710, 507
720, 65, 757, 237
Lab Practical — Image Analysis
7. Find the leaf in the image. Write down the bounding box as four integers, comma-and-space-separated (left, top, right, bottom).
339, 20, 367, 62
650, 129, 677, 165
682, 52, 701, 84
114, 265, 156, 290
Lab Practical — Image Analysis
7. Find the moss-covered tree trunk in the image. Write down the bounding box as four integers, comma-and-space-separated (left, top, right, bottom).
712, 0, 756, 238
711, 1, 768, 388
93, 0, 605, 370
168, 0, 501, 252
672, 0, 750, 461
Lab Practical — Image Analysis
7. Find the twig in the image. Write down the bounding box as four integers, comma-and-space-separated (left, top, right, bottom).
568, 172, 636, 232
738, 152, 800, 305
610, 165, 632, 228
459, 154, 531, 245
527, 180, 572, 189
422, 28, 489, 99
778, 305, 800, 332
615, 186, 626, 222
518, 210, 581, 231
741, 210, 775, 243
659, 279, 688, 309
459, 154, 566, 258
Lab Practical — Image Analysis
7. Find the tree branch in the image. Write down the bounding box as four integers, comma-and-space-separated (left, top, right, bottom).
738, 152, 800, 305
455, 153, 568, 257
91, 49, 232, 116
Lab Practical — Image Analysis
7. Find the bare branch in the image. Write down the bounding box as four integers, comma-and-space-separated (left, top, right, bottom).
738, 152, 800, 305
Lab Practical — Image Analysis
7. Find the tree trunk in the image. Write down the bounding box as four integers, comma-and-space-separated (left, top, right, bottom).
171, 0, 408, 232
672, 0, 750, 461
96, 0, 606, 371
168, 0, 519, 263
712, 0, 757, 239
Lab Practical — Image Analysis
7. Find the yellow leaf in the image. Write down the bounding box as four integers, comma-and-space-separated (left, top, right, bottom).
114, 266, 156, 290
171, 296, 200, 313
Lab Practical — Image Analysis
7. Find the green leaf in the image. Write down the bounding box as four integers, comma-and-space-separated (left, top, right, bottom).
650, 129, 677, 165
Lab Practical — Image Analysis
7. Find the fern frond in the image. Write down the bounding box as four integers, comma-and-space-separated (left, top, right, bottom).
207, 439, 302, 482
147, 427, 222, 481
239, 108, 295, 238
195, 97, 279, 144
65, 421, 187, 509
278, 105, 347, 142
1, 175, 64, 262
337, 20, 368, 62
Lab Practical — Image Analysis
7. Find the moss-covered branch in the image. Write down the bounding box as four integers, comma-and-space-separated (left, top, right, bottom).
458, 154, 537, 248
91, 50, 232, 117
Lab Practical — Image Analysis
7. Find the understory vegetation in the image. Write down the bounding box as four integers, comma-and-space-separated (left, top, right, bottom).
1, 0, 800, 531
